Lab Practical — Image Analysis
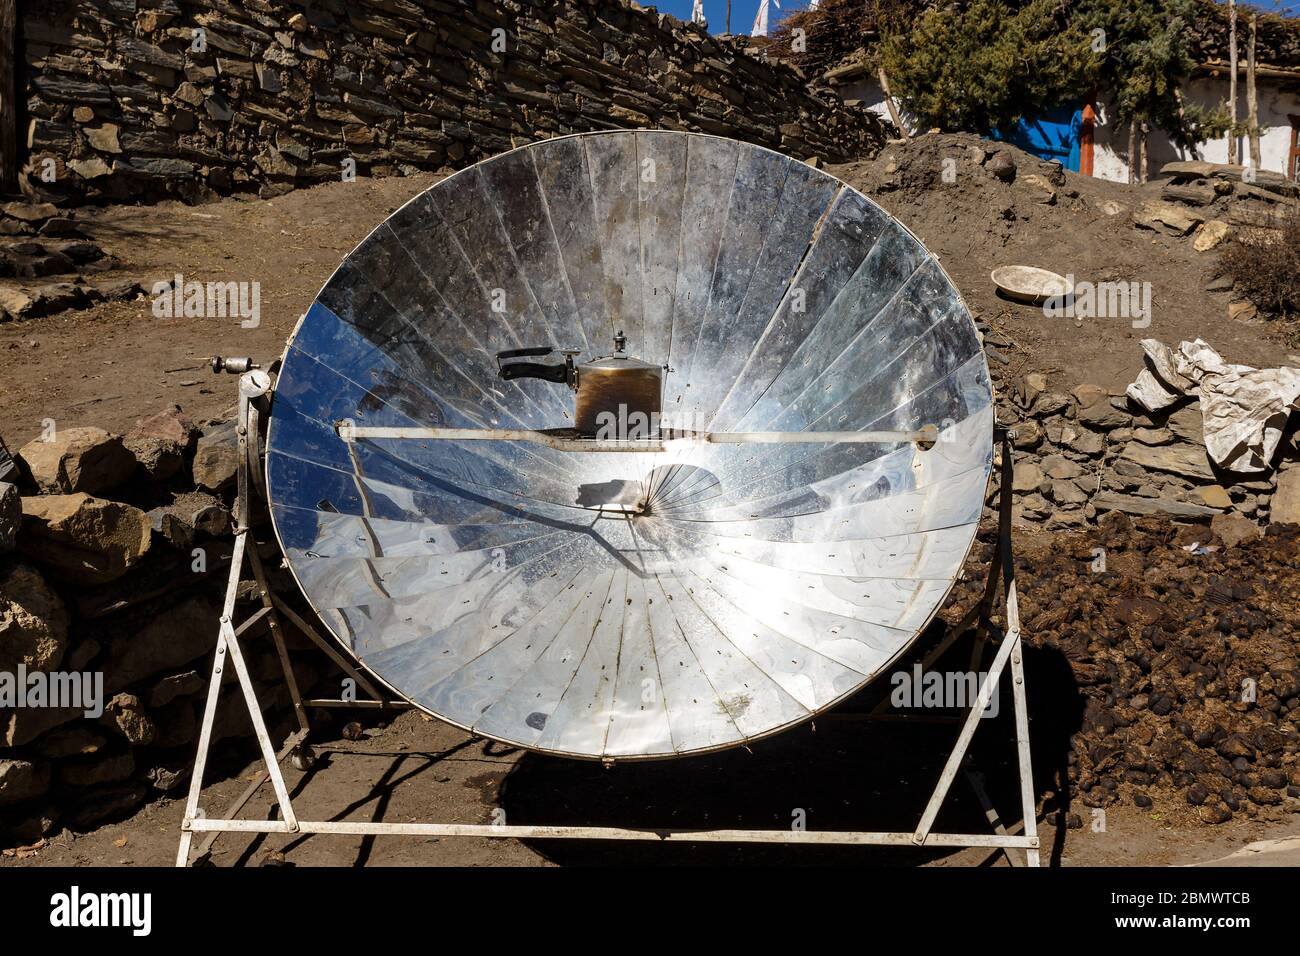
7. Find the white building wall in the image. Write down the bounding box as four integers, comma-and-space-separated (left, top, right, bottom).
1092, 75, 1299, 182
837, 76, 921, 138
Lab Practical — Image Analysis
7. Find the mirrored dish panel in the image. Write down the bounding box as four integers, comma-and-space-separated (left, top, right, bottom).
267, 130, 993, 761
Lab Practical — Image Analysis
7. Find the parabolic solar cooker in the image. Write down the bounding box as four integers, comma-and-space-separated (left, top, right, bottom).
265, 130, 993, 762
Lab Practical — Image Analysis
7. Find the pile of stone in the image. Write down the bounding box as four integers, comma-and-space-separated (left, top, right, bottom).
1132, 160, 1299, 258
20, 0, 886, 207
990, 371, 1300, 533
0, 407, 329, 846
0, 201, 141, 322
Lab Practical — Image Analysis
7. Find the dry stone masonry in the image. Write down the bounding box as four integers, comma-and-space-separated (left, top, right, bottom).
0, 405, 335, 844
20, 0, 887, 206
987, 370, 1300, 538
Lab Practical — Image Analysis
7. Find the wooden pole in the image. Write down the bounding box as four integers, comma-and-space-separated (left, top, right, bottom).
0, 0, 17, 195
1247, 13, 1261, 171
878, 67, 909, 141
1139, 120, 1149, 183
726, 0, 731, 34
1127, 118, 1137, 184
1228, 0, 1239, 164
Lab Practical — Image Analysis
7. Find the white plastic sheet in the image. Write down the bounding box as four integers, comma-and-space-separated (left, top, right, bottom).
1126, 338, 1300, 474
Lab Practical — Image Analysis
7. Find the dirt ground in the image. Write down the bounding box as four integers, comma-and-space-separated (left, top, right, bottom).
5, 705, 1298, 868
5, 519, 1298, 869
4, 135, 1299, 867
831, 133, 1299, 392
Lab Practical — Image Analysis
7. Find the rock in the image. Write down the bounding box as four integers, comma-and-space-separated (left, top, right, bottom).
1211, 512, 1261, 548
1162, 404, 1203, 443
1162, 181, 1216, 206
1132, 200, 1204, 236
1195, 485, 1232, 510
67, 782, 147, 828
17, 493, 152, 585
987, 151, 1015, 182
36, 726, 106, 759
1132, 426, 1174, 446
1017, 371, 1047, 409
1012, 462, 1043, 494
105, 594, 218, 691
1204, 274, 1234, 293
1273, 467, 1300, 525
123, 436, 184, 482
1193, 220, 1230, 252
147, 671, 204, 708
0, 758, 51, 806
1065, 427, 1105, 457
0, 481, 19, 551
1073, 384, 1129, 429
151, 700, 198, 749
17, 426, 135, 494
59, 750, 134, 788
2, 201, 57, 222
84, 124, 121, 154
92, 278, 143, 302
1019, 493, 1049, 517
1120, 442, 1215, 482
192, 423, 239, 492
68, 156, 112, 180
1046, 509, 1086, 529
153, 490, 230, 540
1032, 392, 1071, 417
1050, 479, 1088, 506
0, 563, 69, 671
1011, 420, 1042, 449
1227, 301, 1258, 322
0, 286, 34, 319
2, 703, 83, 749
128, 404, 199, 449
1092, 493, 1220, 520
102, 693, 157, 746
146, 508, 193, 551
1017, 173, 1056, 204
1042, 455, 1083, 480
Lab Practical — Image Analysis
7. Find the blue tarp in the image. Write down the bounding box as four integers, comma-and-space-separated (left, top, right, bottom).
989, 104, 1083, 172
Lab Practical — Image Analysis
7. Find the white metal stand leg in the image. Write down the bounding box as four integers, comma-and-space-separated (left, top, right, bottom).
177, 372, 1041, 867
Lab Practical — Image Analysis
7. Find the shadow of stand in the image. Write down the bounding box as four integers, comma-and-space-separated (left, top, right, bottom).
500, 623, 1084, 867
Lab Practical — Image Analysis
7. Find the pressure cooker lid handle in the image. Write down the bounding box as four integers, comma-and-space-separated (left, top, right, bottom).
495, 346, 555, 365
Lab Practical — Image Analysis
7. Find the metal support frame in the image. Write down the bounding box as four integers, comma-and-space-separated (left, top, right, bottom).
177, 371, 1039, 867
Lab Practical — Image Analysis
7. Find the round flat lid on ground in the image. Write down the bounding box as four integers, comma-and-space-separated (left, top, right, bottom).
991, 265, 1073, 304
266, 130, 993, 761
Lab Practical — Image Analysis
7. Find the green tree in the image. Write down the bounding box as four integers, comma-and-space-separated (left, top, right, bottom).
879, 0, 1097, 133
1075, 0, 1200, 145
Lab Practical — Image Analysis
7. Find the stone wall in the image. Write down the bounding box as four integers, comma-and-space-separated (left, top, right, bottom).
18, 0, 888, 206
984, 369, 1300, 539
0, 407, 336, 844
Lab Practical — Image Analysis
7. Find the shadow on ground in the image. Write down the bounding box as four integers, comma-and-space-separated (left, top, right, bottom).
500, 624, 1084, 866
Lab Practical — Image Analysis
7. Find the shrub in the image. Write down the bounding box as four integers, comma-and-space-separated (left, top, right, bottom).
1219, 210, 1300, 325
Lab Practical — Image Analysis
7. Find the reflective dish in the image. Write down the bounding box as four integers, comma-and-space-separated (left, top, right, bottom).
266, 130, 993, 761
